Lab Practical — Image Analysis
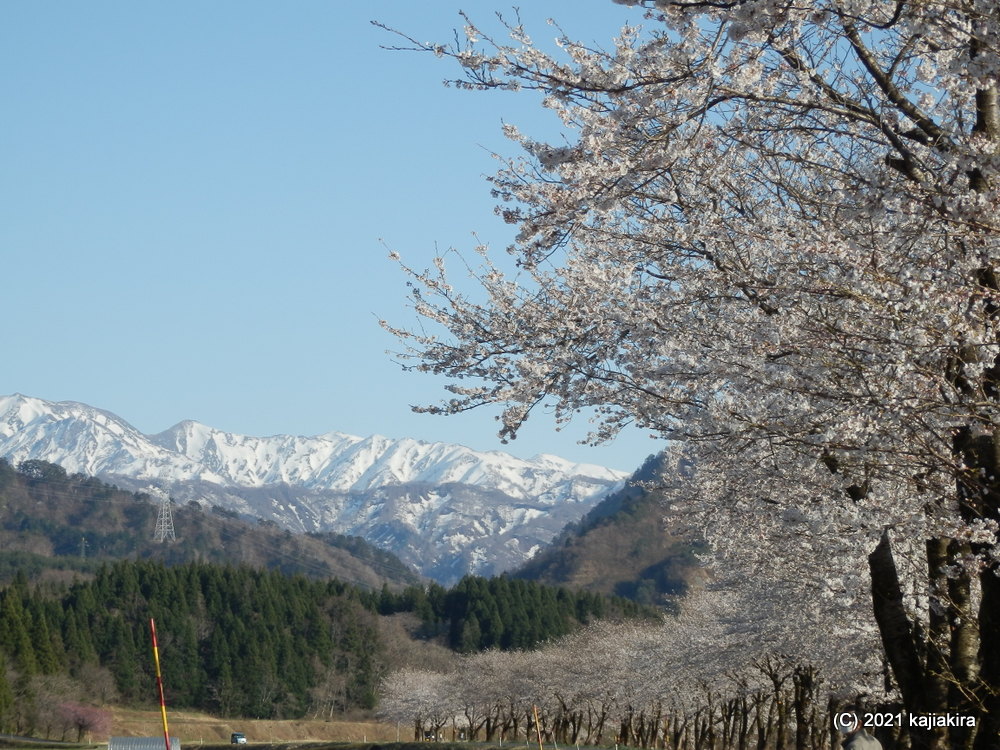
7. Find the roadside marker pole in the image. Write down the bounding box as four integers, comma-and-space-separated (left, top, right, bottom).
150, 618, 172, 750
532, 705, 544, 750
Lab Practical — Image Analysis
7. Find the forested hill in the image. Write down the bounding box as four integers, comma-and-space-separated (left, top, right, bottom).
0, 559, 652, 726
0, 458, 418, 589
0, 562, 384, 720
376, 573, 650, 653
514, 453, 703, 606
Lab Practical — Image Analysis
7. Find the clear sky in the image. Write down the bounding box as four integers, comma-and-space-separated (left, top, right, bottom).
1, 1, 662, 473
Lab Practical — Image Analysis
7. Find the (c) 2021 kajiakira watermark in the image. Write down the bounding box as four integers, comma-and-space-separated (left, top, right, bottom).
833, 710, 977, 731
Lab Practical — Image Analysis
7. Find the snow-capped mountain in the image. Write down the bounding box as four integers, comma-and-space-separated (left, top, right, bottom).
0, 394, 628, 582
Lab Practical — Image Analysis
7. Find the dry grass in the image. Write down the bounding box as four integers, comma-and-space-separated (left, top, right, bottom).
109, 707, 403, 745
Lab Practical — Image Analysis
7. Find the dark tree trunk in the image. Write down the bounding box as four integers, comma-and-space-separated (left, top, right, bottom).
792, 665, 817, 750
955, 428, 1000, 750
868, 531, 945, 750
973, 570, 1000, 749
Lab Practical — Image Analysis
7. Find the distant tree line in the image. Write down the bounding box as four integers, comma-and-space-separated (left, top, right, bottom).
375, 575, 650, 653
0, 557, 650, 728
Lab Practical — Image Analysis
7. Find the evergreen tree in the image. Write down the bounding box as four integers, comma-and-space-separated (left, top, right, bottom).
457, 614, 482, 654
105, 615, 141, 701
0, 649, 13, 733
28, 607, 59, 674
0, 591, 38, 676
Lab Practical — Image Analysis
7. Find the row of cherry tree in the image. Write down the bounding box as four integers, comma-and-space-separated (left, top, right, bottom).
380, 580, 890, 750
382, 0, 1000, 747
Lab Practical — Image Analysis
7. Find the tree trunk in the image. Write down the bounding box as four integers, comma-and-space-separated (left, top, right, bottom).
947, 540, 979, 750
868, 530, 946, 750
973, 570, 1000, 749
792, 666, 817, 750
955, 428, 1000, 750
923, 537, 951, 748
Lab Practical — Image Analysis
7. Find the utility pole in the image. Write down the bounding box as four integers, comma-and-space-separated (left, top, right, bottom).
153, 496, 176, 542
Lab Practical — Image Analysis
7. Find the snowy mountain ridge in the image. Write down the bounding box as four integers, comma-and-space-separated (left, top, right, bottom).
0, 394, 629, 582
150, 418, 621, 498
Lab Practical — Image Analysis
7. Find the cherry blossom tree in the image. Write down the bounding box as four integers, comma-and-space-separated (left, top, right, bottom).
383, 2, 1000, 748
378, 583, 882, 750
377, 668, 455, 740
56, 702, 111, 743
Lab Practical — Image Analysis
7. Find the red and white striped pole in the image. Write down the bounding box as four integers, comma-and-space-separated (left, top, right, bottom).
149, 618, 171, 750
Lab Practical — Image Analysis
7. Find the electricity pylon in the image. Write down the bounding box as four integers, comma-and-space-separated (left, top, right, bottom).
153, 496, 176, 542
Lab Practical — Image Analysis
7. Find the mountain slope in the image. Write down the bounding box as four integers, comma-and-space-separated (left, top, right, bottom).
514, 453, 703, 606
0, 394, 627, 582
0, 458, 420, 589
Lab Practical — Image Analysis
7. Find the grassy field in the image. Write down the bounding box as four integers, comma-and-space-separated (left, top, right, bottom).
3, 708, 538, 750
110, 708, 403, 745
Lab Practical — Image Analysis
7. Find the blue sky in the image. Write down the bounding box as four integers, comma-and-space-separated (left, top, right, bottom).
1, 1, 661, 472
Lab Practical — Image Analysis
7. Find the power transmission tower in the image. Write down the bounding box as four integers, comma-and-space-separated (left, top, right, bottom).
153, 496, 176, 542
